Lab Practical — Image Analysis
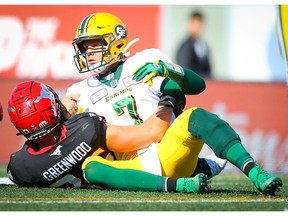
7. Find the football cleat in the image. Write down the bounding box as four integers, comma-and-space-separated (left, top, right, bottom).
203, 152, 227, 177
176, 173, 211, 194
249, 161, 283, 195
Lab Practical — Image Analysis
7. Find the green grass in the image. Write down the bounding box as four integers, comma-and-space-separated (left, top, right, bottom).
0, 165, 287, 211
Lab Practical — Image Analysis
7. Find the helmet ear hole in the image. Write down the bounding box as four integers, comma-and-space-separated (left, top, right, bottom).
116, 43, 124, 49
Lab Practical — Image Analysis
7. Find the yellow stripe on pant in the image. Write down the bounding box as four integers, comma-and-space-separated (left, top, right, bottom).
82, 107, 204, 178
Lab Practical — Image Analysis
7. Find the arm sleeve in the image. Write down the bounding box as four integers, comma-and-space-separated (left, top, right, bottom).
160, 68, 206, 96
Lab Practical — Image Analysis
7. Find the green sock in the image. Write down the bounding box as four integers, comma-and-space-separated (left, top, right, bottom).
83, 161, 167, 192
225, 142, 254, 172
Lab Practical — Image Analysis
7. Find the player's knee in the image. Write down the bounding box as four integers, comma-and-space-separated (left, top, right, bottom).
83, 161, 106, 185
188, 108, 241, 158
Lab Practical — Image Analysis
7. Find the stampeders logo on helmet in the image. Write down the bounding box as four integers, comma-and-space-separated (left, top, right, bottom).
115, 25, 127, 39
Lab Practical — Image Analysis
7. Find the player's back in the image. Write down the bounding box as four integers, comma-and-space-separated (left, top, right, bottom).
7, 113, 106, 187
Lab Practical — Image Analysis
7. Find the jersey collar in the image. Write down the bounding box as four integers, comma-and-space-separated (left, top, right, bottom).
97, 61, 125, 88
26, 125, 67, 155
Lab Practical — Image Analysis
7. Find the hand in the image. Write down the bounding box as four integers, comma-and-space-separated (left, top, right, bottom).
132, 60, 168, 84
61, 94, 80, 115
158, 93, 186, 117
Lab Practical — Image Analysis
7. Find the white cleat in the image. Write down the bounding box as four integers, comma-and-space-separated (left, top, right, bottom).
203, 153, 227, 177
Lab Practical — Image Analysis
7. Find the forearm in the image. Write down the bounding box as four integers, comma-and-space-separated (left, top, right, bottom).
161, 68, 206, 96
106, 106, 173, 152
143, 106, 172, 142
179, 68, 206, 94
132, 60, 205, 95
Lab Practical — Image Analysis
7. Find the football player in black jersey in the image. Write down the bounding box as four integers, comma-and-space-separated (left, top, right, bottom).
7, 81, 282, 195
7, 80, 210, 193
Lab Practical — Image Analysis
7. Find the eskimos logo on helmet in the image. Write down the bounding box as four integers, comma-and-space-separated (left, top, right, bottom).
115, 25, 127, 39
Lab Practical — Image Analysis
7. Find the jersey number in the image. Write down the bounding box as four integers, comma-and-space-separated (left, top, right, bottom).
112, 95, 143, 125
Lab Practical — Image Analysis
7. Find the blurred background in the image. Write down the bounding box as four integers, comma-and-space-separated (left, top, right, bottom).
0, 4, 287, 174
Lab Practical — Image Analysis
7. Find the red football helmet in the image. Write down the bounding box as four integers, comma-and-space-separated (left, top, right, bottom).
8, 81, 61, 140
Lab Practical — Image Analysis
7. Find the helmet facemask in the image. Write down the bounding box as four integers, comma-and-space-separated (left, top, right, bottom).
74, 30, 127, 74
72, 13, 130, 75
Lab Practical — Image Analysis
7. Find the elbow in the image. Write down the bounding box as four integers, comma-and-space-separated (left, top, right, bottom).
182, 77, 206, 95
196, 79, 206, 94
189, 78, 206, 95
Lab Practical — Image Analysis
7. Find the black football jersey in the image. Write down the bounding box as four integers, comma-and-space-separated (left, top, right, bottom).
7, 112, 106, 188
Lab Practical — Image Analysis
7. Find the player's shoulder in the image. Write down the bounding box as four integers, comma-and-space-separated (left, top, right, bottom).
66, 112, 94, 123
66, 112, 105, 127
9, 142, 29, 158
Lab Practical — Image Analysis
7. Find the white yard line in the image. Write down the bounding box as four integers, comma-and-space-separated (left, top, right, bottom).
0, 199, 287, 204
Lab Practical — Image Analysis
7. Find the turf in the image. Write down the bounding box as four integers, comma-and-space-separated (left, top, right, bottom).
0, 165, 287, 211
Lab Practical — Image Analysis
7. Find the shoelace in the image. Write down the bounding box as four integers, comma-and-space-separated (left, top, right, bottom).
254, 161, 266, 176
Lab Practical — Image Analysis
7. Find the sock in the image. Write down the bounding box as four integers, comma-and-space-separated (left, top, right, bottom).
191, 158, 212, 179
225, 142, 254, 172
243, 161, 255, 177
166, 178, 177, 192
84, 161, 167, 192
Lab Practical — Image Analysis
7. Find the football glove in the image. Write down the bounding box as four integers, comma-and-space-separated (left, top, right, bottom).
132, 60, 185, 85
158, 93, 186, 117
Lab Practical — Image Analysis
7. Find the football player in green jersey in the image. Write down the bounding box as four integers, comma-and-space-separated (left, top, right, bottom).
63, 12, 227, 180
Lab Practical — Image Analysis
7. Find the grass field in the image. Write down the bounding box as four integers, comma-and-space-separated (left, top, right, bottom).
0, 165, 287, 212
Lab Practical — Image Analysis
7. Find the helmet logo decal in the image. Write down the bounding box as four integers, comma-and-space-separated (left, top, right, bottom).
115, 25, 127, 39
34, 84, 52, 103
8, 106, 15, 114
